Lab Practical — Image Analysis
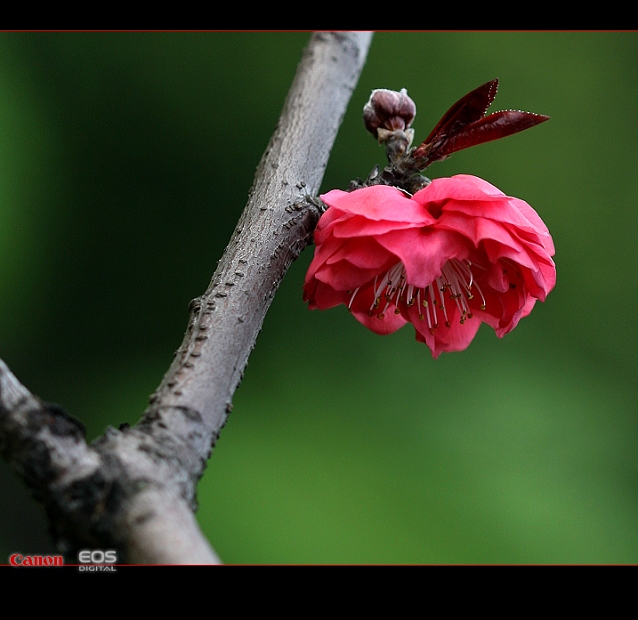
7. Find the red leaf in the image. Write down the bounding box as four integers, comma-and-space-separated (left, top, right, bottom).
428, 110, 550, 163
412, 79, 549, 168
421, 78, 498, 150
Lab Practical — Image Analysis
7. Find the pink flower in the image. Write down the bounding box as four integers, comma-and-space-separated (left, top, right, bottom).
303, 174, 556, 358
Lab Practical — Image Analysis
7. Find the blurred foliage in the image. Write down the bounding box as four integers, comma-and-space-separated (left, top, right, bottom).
1, 32, 637, 564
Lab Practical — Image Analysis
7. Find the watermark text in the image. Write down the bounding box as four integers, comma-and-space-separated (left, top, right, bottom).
9, 553, 63, 567
78, 549, 118, 572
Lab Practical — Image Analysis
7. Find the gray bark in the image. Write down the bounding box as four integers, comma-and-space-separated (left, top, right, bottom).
0, 31, 373, 564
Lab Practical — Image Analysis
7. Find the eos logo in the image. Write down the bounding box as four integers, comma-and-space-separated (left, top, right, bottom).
78, 550, 118, 572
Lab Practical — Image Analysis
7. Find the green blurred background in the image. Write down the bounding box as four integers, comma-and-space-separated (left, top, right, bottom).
1, 32, 636, 564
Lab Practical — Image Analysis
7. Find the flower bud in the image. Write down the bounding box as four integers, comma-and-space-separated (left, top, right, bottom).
363, 88, 416, 137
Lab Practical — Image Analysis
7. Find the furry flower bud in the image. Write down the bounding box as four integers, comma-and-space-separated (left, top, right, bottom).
363, 88, 416, 136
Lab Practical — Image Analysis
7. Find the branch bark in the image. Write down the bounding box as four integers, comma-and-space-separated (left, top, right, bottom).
0, 31, 373, 564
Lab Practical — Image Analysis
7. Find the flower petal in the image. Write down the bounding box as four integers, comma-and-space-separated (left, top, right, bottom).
375, 227, 469, 289
413, 174, 508, 204
409, 307, 483, 359
321, 186, 435, 225
348, 283, 408, 335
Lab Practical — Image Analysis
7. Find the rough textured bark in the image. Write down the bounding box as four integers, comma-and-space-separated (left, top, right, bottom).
0, 31, 373, 564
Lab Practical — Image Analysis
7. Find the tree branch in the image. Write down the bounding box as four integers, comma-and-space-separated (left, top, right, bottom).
0, 31, 373, 564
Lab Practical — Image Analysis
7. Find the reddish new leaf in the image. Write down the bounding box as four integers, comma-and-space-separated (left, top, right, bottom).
412, 78, 549, 169
428, 109, 550, 163
421, 78, 498, 149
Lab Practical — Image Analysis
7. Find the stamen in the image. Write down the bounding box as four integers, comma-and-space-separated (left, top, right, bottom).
367, 262, 409, 320
473, 280, 487, 310
442, 260, 474, 323
378, 298, 392, 320
347, 287, 360, 309
428, 283, 438, 329
501, 257, 521, 278
349, 258, 487, 326
434, 277, 450, 327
